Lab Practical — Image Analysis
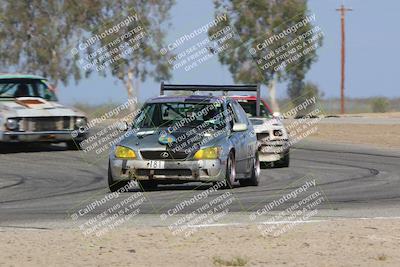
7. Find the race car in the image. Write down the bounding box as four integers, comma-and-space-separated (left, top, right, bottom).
108, 84, 260, 191
232, 95, 290, 168
0, 73, 88, 149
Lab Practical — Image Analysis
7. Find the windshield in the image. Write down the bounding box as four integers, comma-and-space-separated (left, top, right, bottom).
0, 79, 57, 101
237, 100, 272, 118
134, 102, 226, 130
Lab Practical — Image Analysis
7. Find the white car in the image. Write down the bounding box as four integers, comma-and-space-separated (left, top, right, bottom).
233, 96, 290, 168
0, 73, 88, 149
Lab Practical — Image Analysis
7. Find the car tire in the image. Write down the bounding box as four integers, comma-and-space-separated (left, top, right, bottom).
240, 152, 260, 186
66, 140, 81, 150
224, 152, 236, 189
138, 180, 158, 191
275, 152, 290, 168
108, 162, 129, 192
260, 161, 272, 169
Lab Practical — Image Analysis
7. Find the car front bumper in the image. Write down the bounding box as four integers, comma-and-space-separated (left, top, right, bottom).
110, 158, 226, 183
0, 130, 87, 142
258, 139, 289, 162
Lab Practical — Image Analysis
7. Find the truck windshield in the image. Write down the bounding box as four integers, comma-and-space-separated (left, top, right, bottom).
134, 102, 226, 130
0, 79, 57, 101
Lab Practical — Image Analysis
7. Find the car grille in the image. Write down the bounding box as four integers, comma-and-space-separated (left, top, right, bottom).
136, 169, 192, 176
140, 150, 188, 160
21, 117, 73, 132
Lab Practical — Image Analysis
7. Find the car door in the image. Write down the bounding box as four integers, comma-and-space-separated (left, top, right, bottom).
232, 101, 255, 174
227, 101, 248, 176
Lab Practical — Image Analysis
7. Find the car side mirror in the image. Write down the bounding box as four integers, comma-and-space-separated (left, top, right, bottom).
117, 121, 129, 131
232, 123, 247, 132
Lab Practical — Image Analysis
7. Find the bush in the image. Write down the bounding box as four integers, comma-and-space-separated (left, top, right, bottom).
371, 97, 389, 113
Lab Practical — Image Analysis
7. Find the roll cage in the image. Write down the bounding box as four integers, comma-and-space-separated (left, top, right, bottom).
160, 82, 261, 116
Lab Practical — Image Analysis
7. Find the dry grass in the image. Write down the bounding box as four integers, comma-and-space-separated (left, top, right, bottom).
213, 256, 248, 266
377, 254, 388, 261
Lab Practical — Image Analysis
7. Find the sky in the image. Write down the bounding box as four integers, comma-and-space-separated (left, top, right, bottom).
58, 0, 400, 105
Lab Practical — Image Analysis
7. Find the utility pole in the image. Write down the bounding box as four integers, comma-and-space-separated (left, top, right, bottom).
336, 4, 352, 114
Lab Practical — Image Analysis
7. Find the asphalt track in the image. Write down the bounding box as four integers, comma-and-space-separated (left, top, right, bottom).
0, 139, 399, 228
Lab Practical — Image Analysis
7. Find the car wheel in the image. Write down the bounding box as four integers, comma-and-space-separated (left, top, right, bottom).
138, 180, 158, 191
224, 152, 236, 189
240, 152, 260, 186
108, 162, 129, 192
260, 160, 272, 169
66, 140, 81, 150
275, 152, 290, 168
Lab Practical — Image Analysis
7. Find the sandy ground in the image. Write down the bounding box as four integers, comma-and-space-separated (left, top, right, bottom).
308, 123, 400, 150
0, 219, 399, 267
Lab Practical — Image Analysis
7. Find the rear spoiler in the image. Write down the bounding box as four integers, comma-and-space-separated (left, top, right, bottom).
160, 82, 261, 116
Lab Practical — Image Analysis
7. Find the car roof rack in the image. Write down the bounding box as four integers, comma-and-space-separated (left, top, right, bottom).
160, 82, 261, 116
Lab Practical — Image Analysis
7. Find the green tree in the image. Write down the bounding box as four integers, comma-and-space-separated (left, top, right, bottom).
0, 0, 103, 86
79, 0, 174, 109
208, 0, 322, 111
0, 0, 174, 104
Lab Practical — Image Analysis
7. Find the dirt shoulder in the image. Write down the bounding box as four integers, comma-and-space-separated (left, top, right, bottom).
1, 219, 399, 267
308, 123, 400, 150
338, 112, 400, 118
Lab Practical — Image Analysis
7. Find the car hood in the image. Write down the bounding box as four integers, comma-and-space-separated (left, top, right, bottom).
250, 117, 285, 133
0, 97, 84, 117
118, 127, 227, 152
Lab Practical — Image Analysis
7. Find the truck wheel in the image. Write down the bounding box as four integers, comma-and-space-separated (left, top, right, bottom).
240, 153, 260, 186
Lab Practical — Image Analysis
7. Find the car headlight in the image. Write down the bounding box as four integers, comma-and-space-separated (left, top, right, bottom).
114, 146, 136, 159
75, 117, 87, 128
273, 129, 283, 136
6, 118, 18, 130
194, 147, 221, 160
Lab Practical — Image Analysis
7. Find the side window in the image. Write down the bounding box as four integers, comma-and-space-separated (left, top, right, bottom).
226, 103, 238, 129
232, 101, 249, 125
35, 82, 56, 101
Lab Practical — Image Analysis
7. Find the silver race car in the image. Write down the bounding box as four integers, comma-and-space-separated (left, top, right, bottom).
108, 84, 260, 191
0, 73, 88, 149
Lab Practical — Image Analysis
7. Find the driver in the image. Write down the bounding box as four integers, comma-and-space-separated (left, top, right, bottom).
14, 84, 30, 97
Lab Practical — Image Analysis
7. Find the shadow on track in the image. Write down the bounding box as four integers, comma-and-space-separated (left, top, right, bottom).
122, 183, 244, 193
0, 142, 68, 154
